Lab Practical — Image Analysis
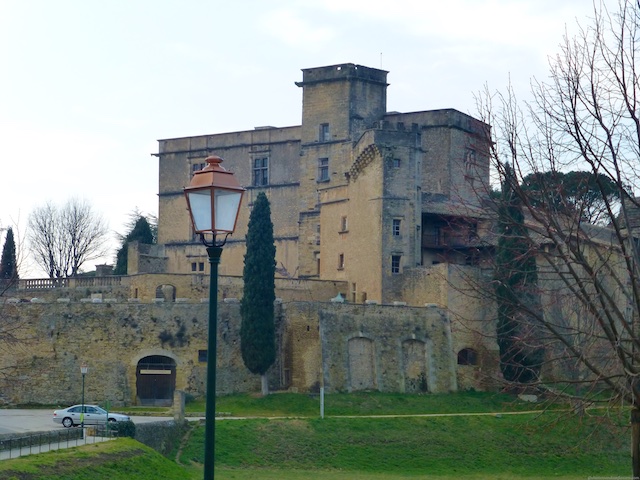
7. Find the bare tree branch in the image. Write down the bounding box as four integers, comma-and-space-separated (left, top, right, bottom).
27, 198, 109, 278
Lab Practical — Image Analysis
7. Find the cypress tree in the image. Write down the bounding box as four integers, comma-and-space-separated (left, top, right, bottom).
0, 227, 18, 281
240, 192, 276, 395
494, 164, 544, 384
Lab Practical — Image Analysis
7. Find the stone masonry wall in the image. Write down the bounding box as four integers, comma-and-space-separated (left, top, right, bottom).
318, 303, 457, 393
0, 298, 471, 405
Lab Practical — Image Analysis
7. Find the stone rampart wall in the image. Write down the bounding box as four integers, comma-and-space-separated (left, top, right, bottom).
0, 299, 479, 406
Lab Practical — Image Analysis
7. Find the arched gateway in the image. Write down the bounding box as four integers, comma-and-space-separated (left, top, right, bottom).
136, 355, 176, 406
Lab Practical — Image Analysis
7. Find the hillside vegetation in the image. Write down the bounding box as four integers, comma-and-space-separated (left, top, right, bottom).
0, 392, 631, 479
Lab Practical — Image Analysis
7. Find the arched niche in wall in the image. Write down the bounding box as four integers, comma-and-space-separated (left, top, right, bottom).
347, 336, 377, 391
155, 284, 176, 302
402, 338, 429, 393
457, 347, 479, 366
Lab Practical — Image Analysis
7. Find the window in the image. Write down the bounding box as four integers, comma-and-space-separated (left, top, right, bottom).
338, 253, 345, 270
316, 224, 321, 245
464, 149, 477, 170
393, 158, 401, 168
320, 123, 330, 142
391, 255, 401, 274
392, 219, 401, 236
191, 162, 205, 175
198, 350, 208, 362
351, 282, 357, 303
340, 216, 348, 232
457, 348, 478, 366
252, 157, 269, 186
318, 158, 329, 182
191, 262, 205, 272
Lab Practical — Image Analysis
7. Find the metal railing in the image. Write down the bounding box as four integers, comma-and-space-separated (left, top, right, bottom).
0, 428, 115, 460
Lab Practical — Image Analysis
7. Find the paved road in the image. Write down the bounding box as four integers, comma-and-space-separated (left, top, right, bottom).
0, 409, 172, 435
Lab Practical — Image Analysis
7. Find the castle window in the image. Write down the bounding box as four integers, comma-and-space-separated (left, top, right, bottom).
392, 219, 401, 236
351, 282, 357, 303
191, 162, 205, 175
320, 123, 330, 142
252, 157, 269, 186
198, 350, 208, 362
340, 216, 348, 232
393, 158, 401, 168
191, 261, 205, 272
318, 158, 329, 182
338, 253, 345, 270
316, 224, 321, 245
457, 348, 478, 366
391, 255, 401, 274
465, 149, 477, 170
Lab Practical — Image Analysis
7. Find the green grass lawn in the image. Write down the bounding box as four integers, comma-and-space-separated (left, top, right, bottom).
0, 438, 192, 480
0, 392, 631, 479
185, 390, 553, 417
180, 411, 629, 478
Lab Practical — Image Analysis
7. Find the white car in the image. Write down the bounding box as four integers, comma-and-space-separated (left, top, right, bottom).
53, 404, 131, 428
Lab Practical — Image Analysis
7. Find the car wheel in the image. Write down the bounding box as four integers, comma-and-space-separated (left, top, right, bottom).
62, 417, 74, 428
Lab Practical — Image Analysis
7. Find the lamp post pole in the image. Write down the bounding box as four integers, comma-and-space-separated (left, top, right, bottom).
80, 364, 88, 430
183, 155, 245, 480
204, 246, 222, 480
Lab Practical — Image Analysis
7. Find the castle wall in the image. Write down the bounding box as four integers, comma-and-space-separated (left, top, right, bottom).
157, 126, 302, 277
340, 147, 384, 302
0, 298, 477, 406
318, 303, 457, 393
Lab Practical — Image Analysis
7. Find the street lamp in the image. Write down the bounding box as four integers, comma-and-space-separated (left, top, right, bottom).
80, 364, 88, 430
184, 155, 245, 480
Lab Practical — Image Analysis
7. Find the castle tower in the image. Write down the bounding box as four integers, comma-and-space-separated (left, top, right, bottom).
296, 63, 388, 144
294, 64, 388, 277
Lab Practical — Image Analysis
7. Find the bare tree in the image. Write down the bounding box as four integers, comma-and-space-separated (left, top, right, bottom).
27, 198, 109, 278
469, 0, 640, 475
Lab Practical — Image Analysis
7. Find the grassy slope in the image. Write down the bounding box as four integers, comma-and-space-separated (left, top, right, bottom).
181, 412, 629, 478
0, 438, 195, 480
194, 391, 550, 417
0, 392, 631, 479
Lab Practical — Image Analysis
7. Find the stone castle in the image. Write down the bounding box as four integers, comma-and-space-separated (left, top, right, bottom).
1, 63, 500, 406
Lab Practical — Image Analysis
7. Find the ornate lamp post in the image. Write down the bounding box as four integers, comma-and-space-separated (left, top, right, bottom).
80, 364, 88, 430
184, 155, 245, 480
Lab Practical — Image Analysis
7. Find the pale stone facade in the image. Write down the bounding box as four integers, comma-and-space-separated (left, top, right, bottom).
150, 63, 493, 307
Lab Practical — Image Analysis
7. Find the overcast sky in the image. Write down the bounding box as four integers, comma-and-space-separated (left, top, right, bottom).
0, 0, 602, 277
